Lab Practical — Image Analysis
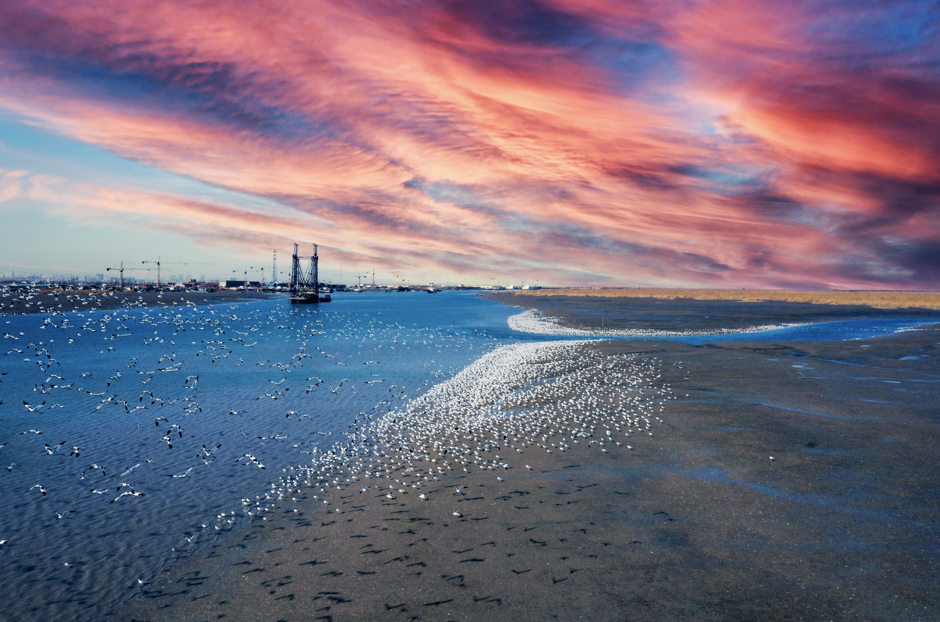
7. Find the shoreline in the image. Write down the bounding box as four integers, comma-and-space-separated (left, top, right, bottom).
113, 323, 940, 621
481, 290, 940, 336
495, 288, 940, 310
506, 307, 812, 337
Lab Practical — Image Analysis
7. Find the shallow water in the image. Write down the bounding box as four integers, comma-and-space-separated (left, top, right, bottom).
0, 291, 523, 622
662, 317, 940, 344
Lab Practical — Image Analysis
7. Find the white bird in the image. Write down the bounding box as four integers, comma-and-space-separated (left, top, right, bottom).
29, 484, 47, 496
44, 441, 67, 455
169, 466, 194, 478
111, 490, 145, 503
236, 454, 265, 469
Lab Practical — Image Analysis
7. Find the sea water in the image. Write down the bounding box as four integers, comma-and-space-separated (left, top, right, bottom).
0, 291, 525, 621
0, 291, 935, 621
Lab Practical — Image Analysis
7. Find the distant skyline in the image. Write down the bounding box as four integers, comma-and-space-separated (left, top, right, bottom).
1, 1, 938, 288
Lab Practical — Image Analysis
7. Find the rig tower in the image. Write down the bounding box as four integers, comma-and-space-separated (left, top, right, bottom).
289, 243, 329, 304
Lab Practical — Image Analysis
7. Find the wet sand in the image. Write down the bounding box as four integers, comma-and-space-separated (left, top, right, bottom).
496, 288, 940, 310
0, 289, 278, 315
482, 291, 940, 333
112, 324, 940, 621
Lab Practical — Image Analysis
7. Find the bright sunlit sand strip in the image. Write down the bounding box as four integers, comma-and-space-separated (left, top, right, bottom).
279, 340, 668, 510
507, 309, 806, 337
506, 289, 940, 310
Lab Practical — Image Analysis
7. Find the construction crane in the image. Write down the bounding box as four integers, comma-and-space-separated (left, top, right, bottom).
142, 257, 162, 288
106, 262, 125, 288
271, 250, 277, 288
106, 262, 149, 288
142, 258, 213, 288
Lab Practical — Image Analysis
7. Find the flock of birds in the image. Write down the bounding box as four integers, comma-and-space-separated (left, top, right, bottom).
0, 291, 503, 570
257, 339, 672, 526
0, 289, 672, 622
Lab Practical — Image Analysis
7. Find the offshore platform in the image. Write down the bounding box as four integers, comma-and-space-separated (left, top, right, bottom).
289, 243, 331, 304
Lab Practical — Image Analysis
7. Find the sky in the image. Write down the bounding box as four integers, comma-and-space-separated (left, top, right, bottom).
0, 0, 938, 288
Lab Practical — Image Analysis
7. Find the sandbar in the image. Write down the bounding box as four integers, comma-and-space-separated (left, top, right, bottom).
499, 288, 940, 310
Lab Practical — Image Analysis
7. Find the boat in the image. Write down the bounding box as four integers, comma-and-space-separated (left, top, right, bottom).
288, 243, 330, 303
289, 292, 319, 304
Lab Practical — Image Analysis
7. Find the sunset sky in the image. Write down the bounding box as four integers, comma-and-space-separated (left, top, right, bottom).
1, 0, 937, 288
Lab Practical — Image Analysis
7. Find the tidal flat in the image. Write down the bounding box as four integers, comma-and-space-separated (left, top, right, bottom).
111, 297, 940, 622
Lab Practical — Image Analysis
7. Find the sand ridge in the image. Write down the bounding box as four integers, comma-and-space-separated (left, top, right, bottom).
504, 288, 940, 310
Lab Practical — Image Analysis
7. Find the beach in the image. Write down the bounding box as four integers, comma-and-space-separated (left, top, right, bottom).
111, 302, 940, 621
481, 290, 940, 335
493, 288, 940, 310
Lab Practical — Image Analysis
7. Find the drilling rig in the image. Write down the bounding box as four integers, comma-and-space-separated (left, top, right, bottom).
289, 243, 330, 304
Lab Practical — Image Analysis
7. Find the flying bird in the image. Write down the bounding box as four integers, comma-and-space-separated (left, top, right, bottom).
111, 491, 145, 503
44, 441, 67, 455
169, 466, 194, 478
236, 454, 265, 469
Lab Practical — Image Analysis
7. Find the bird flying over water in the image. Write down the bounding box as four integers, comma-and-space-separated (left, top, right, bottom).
169, 466, 194, 478
44, 441, 67, 455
